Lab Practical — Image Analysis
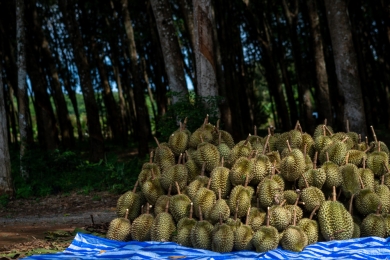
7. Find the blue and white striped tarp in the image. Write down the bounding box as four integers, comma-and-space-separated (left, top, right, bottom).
24, 233, 390, 259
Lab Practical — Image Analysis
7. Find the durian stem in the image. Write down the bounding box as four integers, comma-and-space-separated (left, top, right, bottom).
358, 134, 361, 143
322, 125, 326, 136
133, 181, 139, 193
345, 151, 350, 165
216, 119, 220, 130
179, 121, 183, 132
325, 125, 333, 136
262, 134, 271, 155
178, 153, 183, 164
153, 136, 160, 148
266, 207, 270, 227
346, 119, 350, 133
365, 136, 368, 147
326, 152, 329, 162
309, 205, 319, 220
244, 173, 250, 187
183, 117, 188, 129
280, 199, 287, 207
175, 181, 181, 195
324, 118, 327, 125
376, 204, 382, 215
199, 205, 203, 221
165, 200, 170, 213
125, 208, 129, 220
254, 125, 257, 136
168, 184, 172, 196
286, 140, 292, 152
383, 161, 390, 173
245, 207, 251, 226
149, 151, 153, 163
348, 194, 354, 215
370, 125, 378, 144
147, 203, 151, 214
301, 172, 309, 188
151, 168, 155, 180
207, 178, 212, 189
201, 163, 206, 176
293, 208, 297, 226
268, 127, 271, 136
358, 176, 365, 189
341, 136, 349, 143
235, 200, 239, 221
189, 202, 193, 219
218, 132, 222, 145
362, 158, 366, 169
378, 142, 381, 152
219, 212, 223, 225
364, 144, 373, 153
332, 186, 336, 202
313, 151, 318, 169
218, 188, 222, 200
382, 175, 385, 185
244, 134, 250, 146
221, 157, 224, 167
294, 194, 300, 207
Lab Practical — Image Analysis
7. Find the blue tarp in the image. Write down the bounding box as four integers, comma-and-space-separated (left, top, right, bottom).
24, 233, 390, 260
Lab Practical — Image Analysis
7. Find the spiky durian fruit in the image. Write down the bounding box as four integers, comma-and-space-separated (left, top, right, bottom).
191, 206, 214, 250
361, 205, 386, 238
141, 169, 165, 205
257, 169, 284, 209
322, 152, 342, 189
131, 204, 154, 241
106, 209, 132, 241
354, 176, 381, 216
188, 120, 213, 149
252, 207, 279, 253
280, 141, 305, 182
298, 206, 320, 245
160, 154, 188, 194
314, 125, 333, 152
154, 185, 172, 216
298, 152, 326, 189
209, 189, 230, 224
195, 139, 220, 172
359, 159, 375, 191
300, 175, 326, 213
226, 202, 243, 232
116, 181, 142, 221
250, 151, 272, 187
228, 137, 252, 166
211, 120, 235, 149
215, 131, 231, 161
233, 207, 254, 251
367, 143, 389, 177
283, 190, 299, 205
169, 182, 192, 222
154, 137, 175, 172
193, 178, 216, 220
210, 158, 231, 199
281, 209, 308, 252
168, 123, 189, 156
285, 195, 304, 225
151, 201, 176, 242
347, 149, 367, 167
301, 132, 315, 158
269, 200, 292, 232
228, 174, 254, 218
138, 152, 161, 185
266, 151, 281, 169
319, 136, 349, 165
187, 163, 209, 201
176, 202, 196, 247
248, 203, 266, 232
331, 132, 355, 150
211, 214, 234, 253
185, 150, 201, 183
340, 157, 361, 199
229, 155, 253, 186
376, 176, 390, 214
318, 187, 354, 241
313, 122, 333, 140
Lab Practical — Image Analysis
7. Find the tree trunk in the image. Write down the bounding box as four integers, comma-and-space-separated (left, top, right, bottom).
120, 0, 151, 157
193, 0, 219, 98
0, 46, 13, 197
16, 0, 29, 178
305, 0, 332, 126
150, 0, 188, 104
324, 0, 367, 136
59, 0, 105, 161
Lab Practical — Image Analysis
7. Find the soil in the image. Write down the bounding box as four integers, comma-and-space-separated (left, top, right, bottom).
0, 191, 120, 259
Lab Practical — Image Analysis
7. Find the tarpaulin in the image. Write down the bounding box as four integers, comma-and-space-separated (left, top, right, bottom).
23, 233, 390, 259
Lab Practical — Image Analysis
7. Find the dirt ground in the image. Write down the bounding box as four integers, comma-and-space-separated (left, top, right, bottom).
0, 191, 120, 259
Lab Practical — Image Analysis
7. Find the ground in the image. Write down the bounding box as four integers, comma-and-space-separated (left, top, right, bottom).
0, 191, 120, 259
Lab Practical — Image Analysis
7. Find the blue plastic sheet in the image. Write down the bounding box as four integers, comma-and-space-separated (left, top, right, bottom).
24, 233, 390, 260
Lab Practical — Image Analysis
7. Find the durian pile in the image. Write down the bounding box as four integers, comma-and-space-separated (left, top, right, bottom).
106, 116, 390, 253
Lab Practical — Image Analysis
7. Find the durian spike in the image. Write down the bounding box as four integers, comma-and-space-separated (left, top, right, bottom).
346, 119, 350, 133
332, 186, 336, 202
235, 200, 239, 221
348, 194, 354, 215
178, 153, 183, 164
189, 202, 193, 219
133, 181, 139, 193
168, 184, 172, 196
175, 181, 181, 195
266, 207, 270, 227
309, 205, 319, 220
151, 168, 155, 180
207, 177, 212, 189
254, 125, 257, 136
293, 208, 297, 226
313, 151, 318, 169
153, 136, 161, 148
370, 125, 378, 144
358, 176, 365, 189
325, 125, 333, 136
262, 134, 271, 155
344, 151, 350, 165
245, 207, 251, 226
125, 208, 129, 219
286, 140, 292, 153
376, 203, 383, 215
165, 200, 170, 213
218, 188, 222, 200
199, 205, 204, 221
326, 151, 329, 162
280, 199, 287, 207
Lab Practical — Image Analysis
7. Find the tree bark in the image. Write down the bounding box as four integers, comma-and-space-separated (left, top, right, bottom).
16, 0, 29, 178
59, 0, 105, 161
0, 46, 13, 197
150, 0, 188, 104
193, 0, 219, 98
305, 0, 332, 126
324, 0, 367, 136
120, 0, 151, 157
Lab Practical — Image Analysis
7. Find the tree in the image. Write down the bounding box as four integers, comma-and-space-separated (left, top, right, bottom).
324, 0, 367, 135
0, 48, 13, 196
150, 0, 188, 104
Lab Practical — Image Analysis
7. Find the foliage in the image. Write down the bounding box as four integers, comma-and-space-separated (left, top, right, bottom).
0, 194, 9, 208
157, 91, 222, 141
10, 147, 145, 199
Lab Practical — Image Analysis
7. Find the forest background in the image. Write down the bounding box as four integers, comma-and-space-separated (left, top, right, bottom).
0, 0, 389, 203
